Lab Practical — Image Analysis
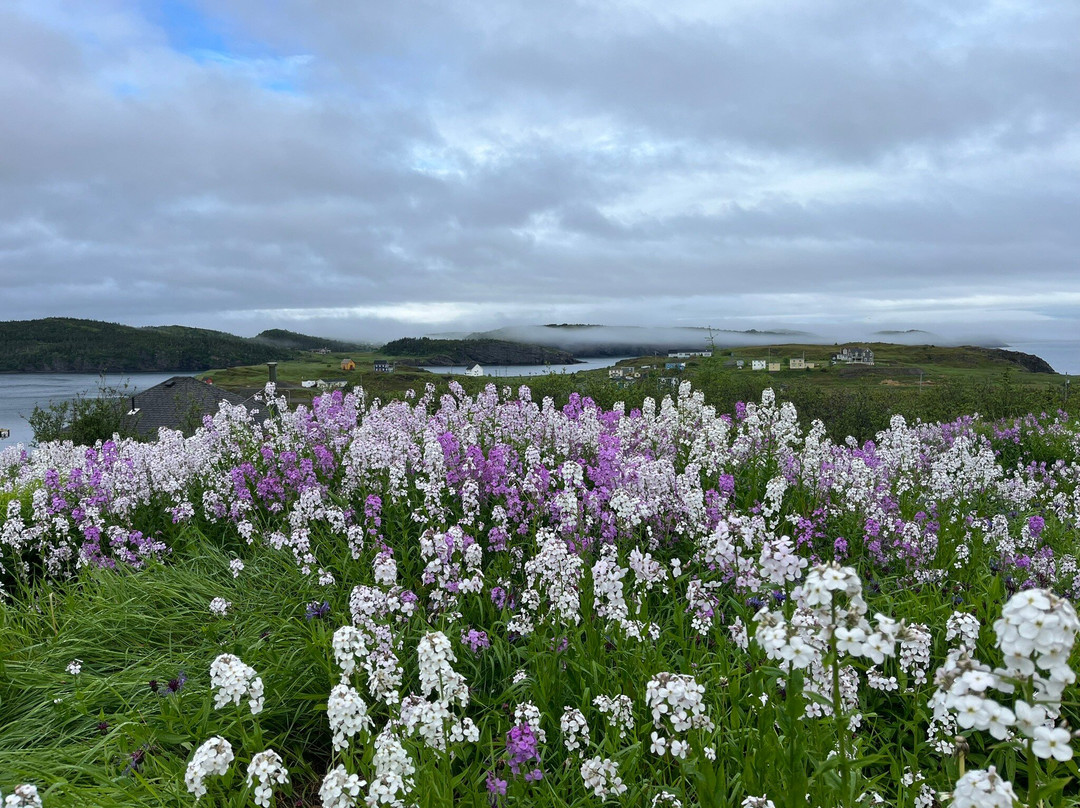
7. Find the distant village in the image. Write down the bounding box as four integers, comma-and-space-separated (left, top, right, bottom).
608, 346, 875, 387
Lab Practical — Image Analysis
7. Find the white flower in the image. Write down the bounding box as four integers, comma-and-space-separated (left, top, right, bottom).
229, 558, 245, 578
834, 627, 867, 656
331, 625, 367, 679
742, 798, 776, 808
209, 597, 231, 617
650, 731, 667, 755
319, 764, 365, 808
515, 701, 548, 743
246, 749, 289, 808
1031, 725, 1073, 761
949, 766, 1018, 808
185, 736, 234, 800
1013, 699, 1049, 738
209, 654, 264, 714
417, 631, 468, 707
594, 694, 634, 740
328, 683, 373, 751
994, 589, 1079, 688
985, 703, 1015, 741
951, 694, 992, 731
652, 792, 683, 807
580, 756, 627, 799
66, 659, 82, 676
367, 725, 416, 807
560, 707, 590, 755
2, 785, 43, 808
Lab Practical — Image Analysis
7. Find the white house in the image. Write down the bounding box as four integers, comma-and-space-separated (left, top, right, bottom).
465, 364, 484, 377
832, 347, 875, 365
790, 358, 806, 370
768, 362, 781, 372
751, 360, 767, 371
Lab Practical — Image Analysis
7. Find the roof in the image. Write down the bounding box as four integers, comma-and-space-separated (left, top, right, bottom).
123, 376, 267, 437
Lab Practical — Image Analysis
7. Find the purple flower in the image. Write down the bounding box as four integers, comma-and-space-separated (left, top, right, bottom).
486, 773, 507, 795
306, 600, 331, 620
462, 628, 491, 654
505, 724, 541, 776
1029, 515, 1046, 538
166, 671, 187, 694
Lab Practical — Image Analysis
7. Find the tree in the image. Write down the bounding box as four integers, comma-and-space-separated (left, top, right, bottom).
27, 376, 143, 446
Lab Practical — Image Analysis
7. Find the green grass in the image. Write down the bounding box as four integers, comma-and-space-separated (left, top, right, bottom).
3, 496, 1078, 806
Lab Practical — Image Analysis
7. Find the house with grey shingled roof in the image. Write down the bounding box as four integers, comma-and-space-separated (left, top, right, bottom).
123, 376, 267, 438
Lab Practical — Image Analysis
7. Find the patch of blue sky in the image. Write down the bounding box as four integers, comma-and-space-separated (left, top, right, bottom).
196, 51, 314, 94
141, 0, 312, 93
110, 80, 142, 98
142, 0, 230, 57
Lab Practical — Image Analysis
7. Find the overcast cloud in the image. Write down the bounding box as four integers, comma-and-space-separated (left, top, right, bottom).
1, 0, 1078, 345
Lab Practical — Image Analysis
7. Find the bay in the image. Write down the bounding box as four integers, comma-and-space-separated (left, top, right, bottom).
0, 373, 194, 448
420, 356, 631, 377
1002, 340, 1080, 376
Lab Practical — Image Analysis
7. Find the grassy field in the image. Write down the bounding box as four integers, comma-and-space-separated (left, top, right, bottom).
198, 352, 434, 407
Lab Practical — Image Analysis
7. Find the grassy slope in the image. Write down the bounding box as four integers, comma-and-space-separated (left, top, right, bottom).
203, 343, 1070, 396
0, 535, 333, 807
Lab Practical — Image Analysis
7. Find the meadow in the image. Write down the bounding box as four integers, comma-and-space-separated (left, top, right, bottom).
1, 381, 1079, 807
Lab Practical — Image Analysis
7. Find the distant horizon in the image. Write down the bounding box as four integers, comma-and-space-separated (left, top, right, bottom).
2, 313, 1075, 356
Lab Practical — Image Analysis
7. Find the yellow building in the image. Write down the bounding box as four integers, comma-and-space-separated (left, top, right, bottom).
340, 359, 356, 371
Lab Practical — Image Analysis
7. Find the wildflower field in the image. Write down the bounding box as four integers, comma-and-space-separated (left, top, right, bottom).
2, 382, 1080, 807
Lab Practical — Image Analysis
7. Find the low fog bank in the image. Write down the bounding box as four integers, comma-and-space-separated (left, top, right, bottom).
421, 324, 1018, 357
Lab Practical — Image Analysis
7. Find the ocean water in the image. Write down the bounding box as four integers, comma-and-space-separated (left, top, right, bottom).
421, 356, 630, 377
1003, 340, 1080, 376
0, 373, 193, 448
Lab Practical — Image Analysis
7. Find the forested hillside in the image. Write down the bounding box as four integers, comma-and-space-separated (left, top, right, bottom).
252, 329, 369, 353
0, 318, 296, 372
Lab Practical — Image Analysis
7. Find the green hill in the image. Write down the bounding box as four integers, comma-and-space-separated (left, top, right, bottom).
252, 329, 370, 353
0, 318, 314, 372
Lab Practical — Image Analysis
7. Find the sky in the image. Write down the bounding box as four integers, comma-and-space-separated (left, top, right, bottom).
1, 0, 1078, 346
